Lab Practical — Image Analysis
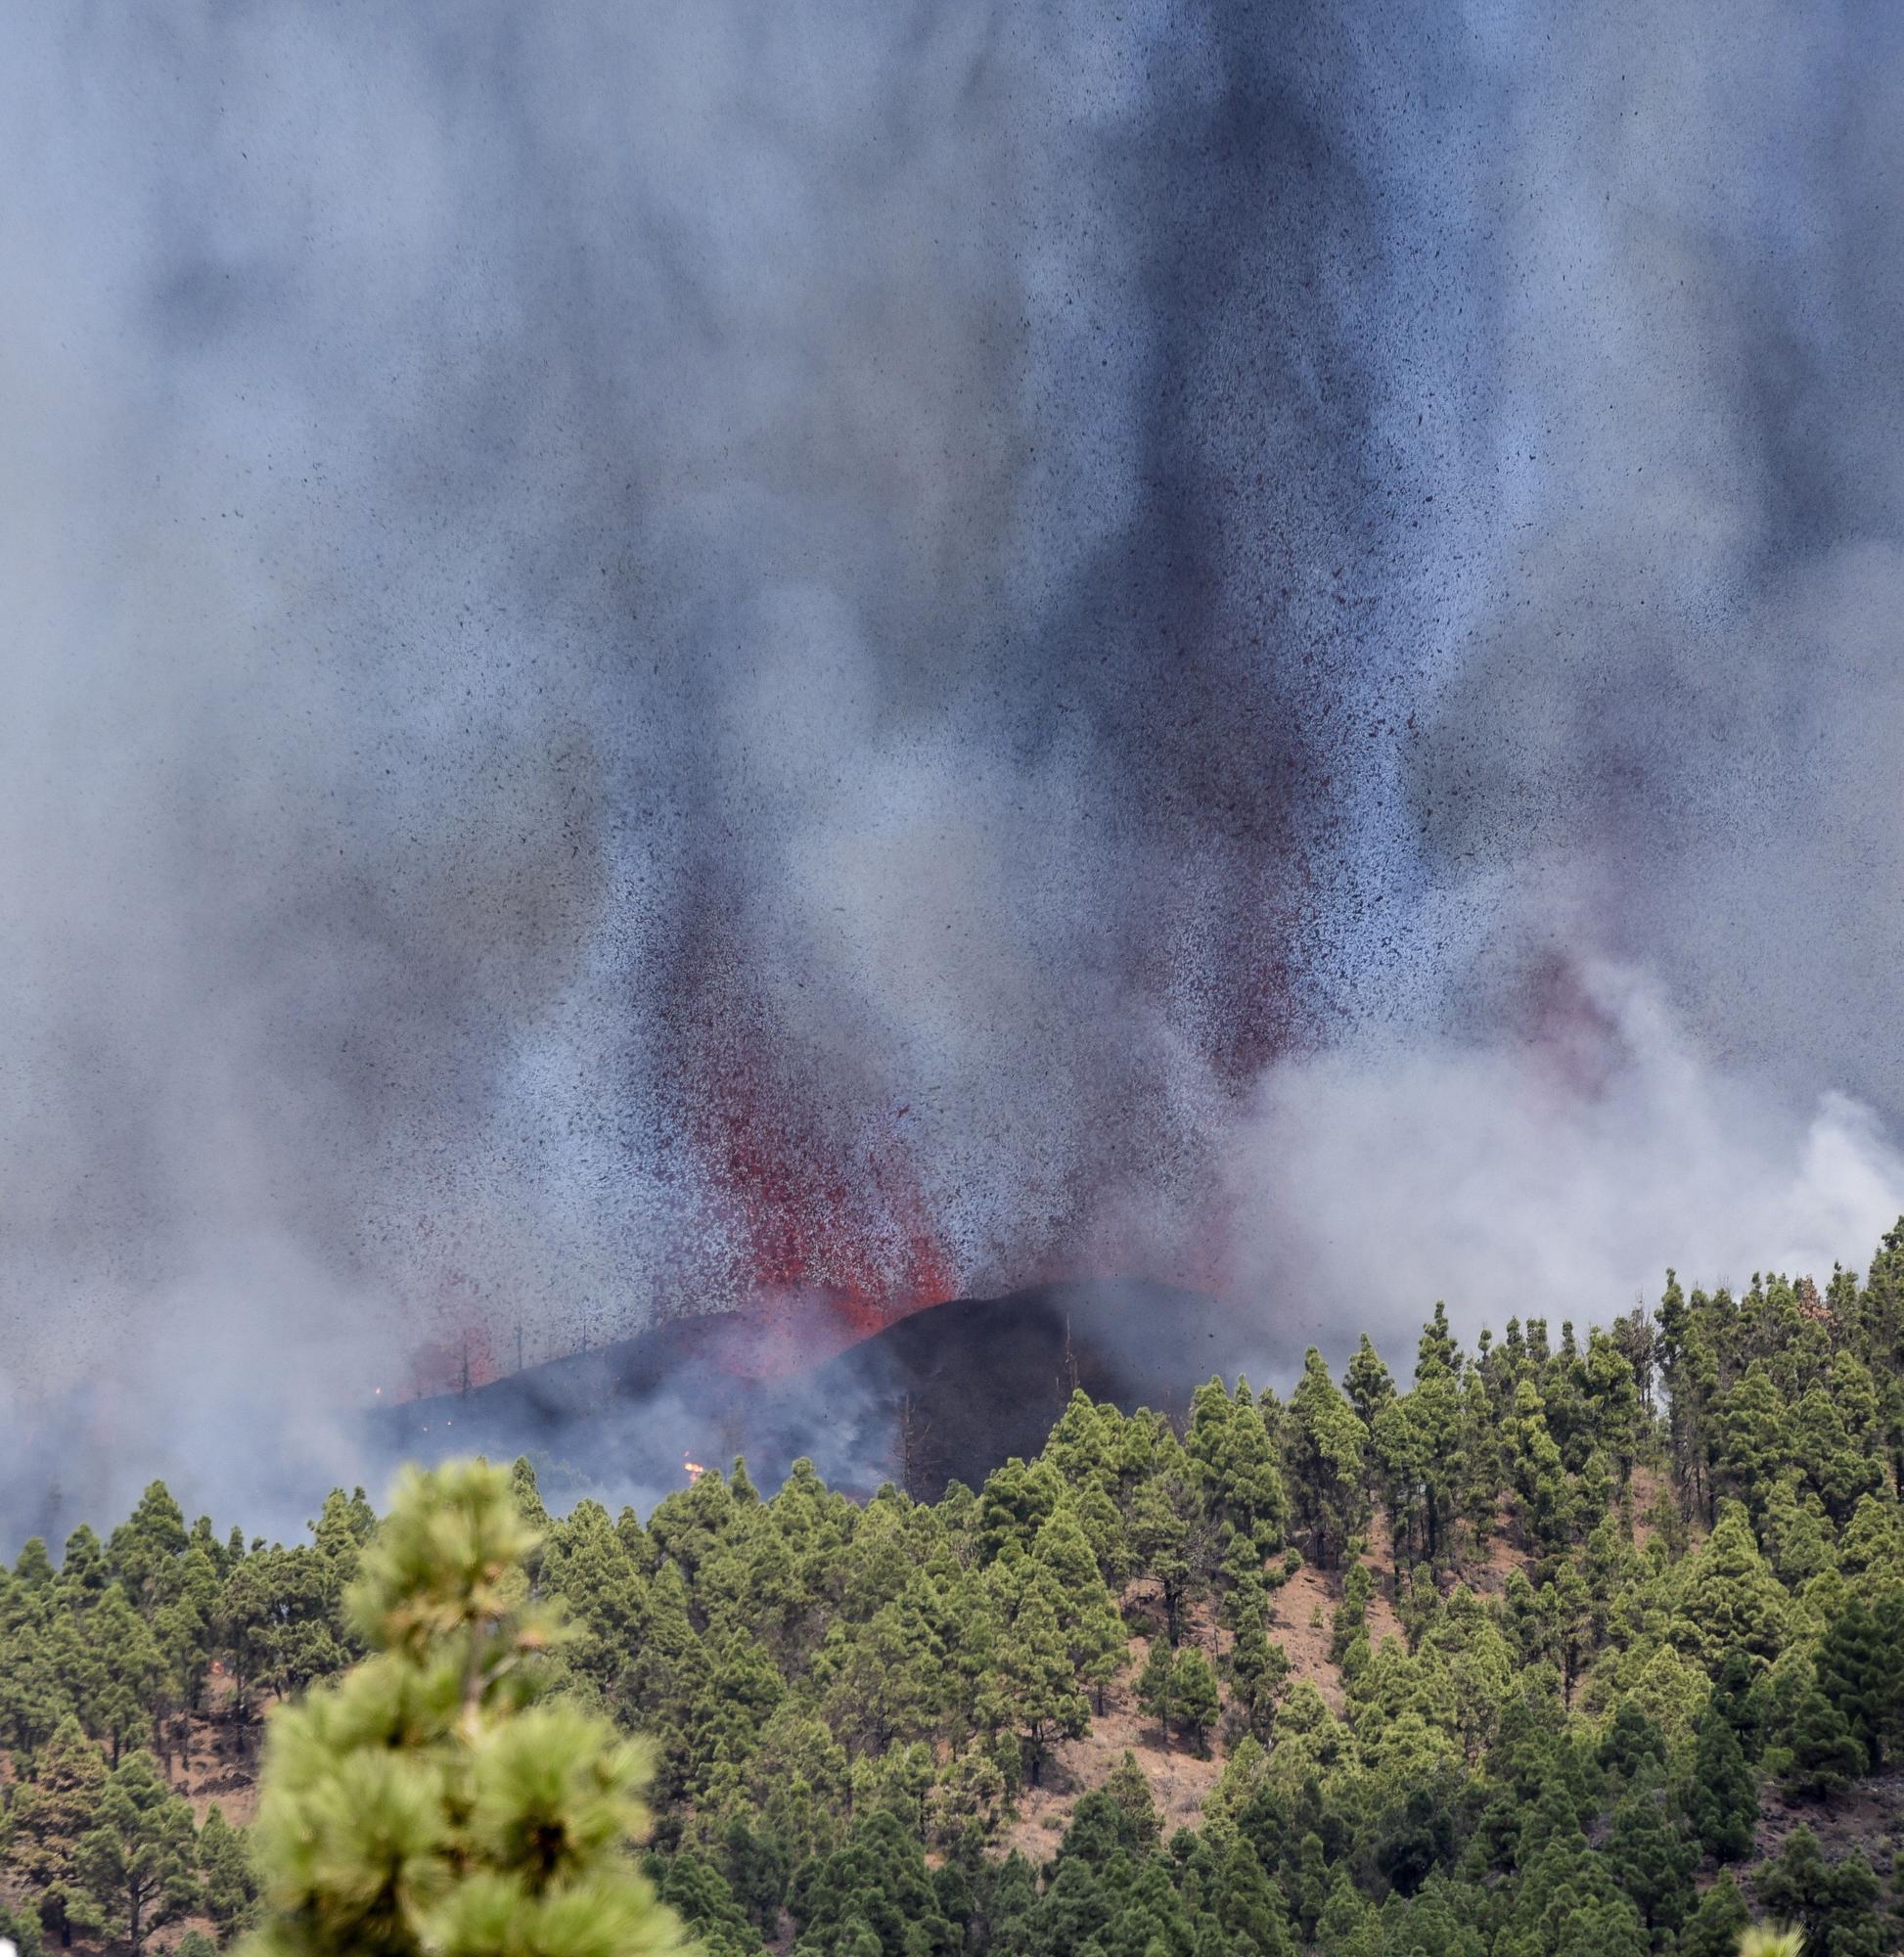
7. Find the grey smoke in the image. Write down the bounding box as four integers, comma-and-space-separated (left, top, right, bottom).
1221, 963, 1904, 1354
3, 2, 1902, 1539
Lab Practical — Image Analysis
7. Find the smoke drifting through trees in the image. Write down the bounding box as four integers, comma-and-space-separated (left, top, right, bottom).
3, 3, 1903, 1534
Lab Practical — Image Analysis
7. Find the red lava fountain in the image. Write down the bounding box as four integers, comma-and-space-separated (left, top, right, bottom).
686, 1044, 959, 1377
402, 916, 1296, 1400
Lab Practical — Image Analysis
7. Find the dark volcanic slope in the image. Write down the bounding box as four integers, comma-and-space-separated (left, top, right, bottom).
817, 1282, 1249, 1499
374, 1280, 1263, 1506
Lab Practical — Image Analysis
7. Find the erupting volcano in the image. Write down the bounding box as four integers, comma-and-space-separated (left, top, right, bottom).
16, 0, 1904, 1562
401, 879, 1292, 1404
389, 925, 1307, 1494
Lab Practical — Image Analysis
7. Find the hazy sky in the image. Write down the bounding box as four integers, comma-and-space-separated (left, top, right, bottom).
5, 1, 1903, 1532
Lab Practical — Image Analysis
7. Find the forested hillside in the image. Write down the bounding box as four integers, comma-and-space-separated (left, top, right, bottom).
7, 1225, 1904, 1957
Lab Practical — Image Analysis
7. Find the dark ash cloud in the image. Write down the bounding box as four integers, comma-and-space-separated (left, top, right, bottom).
3, 1, 1901, 1534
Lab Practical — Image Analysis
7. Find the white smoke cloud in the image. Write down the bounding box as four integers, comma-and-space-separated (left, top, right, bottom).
1223, 964, 1904, 1358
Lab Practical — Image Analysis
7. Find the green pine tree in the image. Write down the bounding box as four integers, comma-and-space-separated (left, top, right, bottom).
1780, 1687, 1865, 1801
1103, 1750, 1162, 1852
87, 1585, 164, 1764
0, 1899, 46, 1957
1127, 1479, 1196, 1645
1136, 1639, 1176, 1748
2, 1713, 108, 1946
1813, 1596, 1893, 1773
107, 1482, 190, 1611
1754, 1825, 1884, 1957
1672, 1504, 1790, 1667
1284, 1351, 1371, 1569
1676, 1870, 1750, 1957
69, 1751, 201, 1955
1226, 1591, 1291, 1740
1602, 1788, 1693, 1935
1687, 1699, 1759, 1862
996, 1582, 1089, 1787
240, 1458, 687, 1957
198, 1802, 260, 1937
1170, 1650, 1220, 1756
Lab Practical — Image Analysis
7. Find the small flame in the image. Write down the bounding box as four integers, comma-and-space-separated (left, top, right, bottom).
683, 1456, 705, 1483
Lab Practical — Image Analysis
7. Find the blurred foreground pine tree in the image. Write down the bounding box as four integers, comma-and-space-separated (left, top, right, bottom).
241, 1460, 685, 1957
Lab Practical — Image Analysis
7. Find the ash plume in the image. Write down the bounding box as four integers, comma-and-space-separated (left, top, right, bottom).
3, 1, 1902, 1535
